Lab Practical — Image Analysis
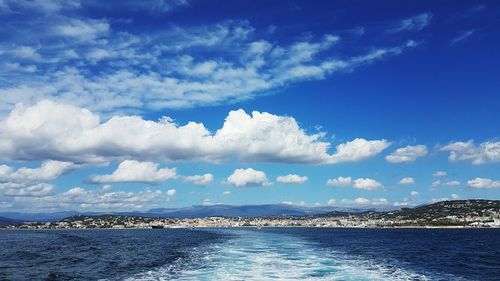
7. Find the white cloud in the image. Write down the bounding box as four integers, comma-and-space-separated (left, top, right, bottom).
55, 19, 110, 41
12, 187, 165, 211
0, 16, 416, 116
4, 62, 37, 73
391, 13, 432, 33
433, 171, 447, 177
101, 184, 112, 192
183, 173, 214, 186
327, 176, 383, 191
0, 201, 13, 209
0, 160, 73, 199
113, 0, 189, 13
467, 177, 500, 189
431, 197, 450, 203
431, 180, 461, 187
281, 201, 305, 206
367, 198, 388, 206
398, 177, 415, 185
222, 190, 231, 196
0, 160, 73, 182
89, 160, 176, 184
202, 198, 213, 206
64, 186, 86, 197
339, 197, 389, 206
326, 176, 352, 187
0, 0, 75, 13
450, 30, 474, 46
410, 191, 419, 197
276, 174, 308, 184
329, 138, 391, 163
86, 48, 112, 63
10, 46, 41, 60
226, 168, 271, 187
385, 145, 428, 163
353, 178, 383, 191
0, 182, 54, 197
440, 140, 500, 165
167, 189, 176, 197
327, 199, 336, 206
0, 101, 388, 165
393, 201, 410, 207
214, 110, 389, 164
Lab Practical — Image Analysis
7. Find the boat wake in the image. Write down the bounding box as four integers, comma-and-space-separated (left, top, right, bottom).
121, 229, 463, 281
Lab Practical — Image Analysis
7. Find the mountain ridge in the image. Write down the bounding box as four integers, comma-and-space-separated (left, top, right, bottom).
1, 200, 498, 224
0, 204, 364, 222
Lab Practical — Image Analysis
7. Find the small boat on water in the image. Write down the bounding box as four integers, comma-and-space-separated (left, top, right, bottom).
151, 225, 164, 229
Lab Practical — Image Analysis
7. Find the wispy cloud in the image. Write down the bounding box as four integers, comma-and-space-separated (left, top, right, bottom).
328, 197, 390, 207
0, 1, 419, 116
54, 18, 110, 41
447, 5, 485, 23
450, 30, 474, 46
431, 180, 461, 187
389, 13, 432, 33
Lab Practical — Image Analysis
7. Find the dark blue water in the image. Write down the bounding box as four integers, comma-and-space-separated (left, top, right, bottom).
0, 228, 498, 280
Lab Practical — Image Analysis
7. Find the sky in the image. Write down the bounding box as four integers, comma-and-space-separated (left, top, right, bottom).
0, 0, 499, 212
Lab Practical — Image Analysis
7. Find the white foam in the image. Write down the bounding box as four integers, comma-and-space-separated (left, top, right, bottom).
119, 229, 461, 281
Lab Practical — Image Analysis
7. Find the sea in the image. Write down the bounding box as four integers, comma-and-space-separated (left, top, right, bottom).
0, 228, 498, 280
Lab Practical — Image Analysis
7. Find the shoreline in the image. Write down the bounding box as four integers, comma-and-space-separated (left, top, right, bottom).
2, 225, 499, 231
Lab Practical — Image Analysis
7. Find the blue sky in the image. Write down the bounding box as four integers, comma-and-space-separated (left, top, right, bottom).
0, 0, 498, 212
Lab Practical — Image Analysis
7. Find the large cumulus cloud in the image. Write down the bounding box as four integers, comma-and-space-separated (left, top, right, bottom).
0, 100, 390, 165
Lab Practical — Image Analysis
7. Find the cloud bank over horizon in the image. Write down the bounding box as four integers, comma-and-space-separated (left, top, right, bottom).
0, 99, 497, 212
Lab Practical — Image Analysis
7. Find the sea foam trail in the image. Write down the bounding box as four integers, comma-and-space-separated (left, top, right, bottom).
121, 229, 457, 281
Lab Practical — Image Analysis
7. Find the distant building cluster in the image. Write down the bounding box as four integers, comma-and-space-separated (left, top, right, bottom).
4, 200, 500, 230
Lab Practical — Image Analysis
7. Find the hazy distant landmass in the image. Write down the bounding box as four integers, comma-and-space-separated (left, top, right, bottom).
0, 216, 20, 227
3, 200, 499, 229
0, 204, 359, 222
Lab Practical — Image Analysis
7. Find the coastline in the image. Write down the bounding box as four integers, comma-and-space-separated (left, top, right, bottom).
2, 225, 499, 231
3, 200, 499, 230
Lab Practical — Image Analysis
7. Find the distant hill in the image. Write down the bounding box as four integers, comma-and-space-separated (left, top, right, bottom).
321, 199, 500, 223
0, 216, 20, 227
381, 199, 500, 220
142, 204, 353, 218
0, 204, 362, 221
3, 200, 497, 223
0, 211, 80, 222
5, 200, 500, 229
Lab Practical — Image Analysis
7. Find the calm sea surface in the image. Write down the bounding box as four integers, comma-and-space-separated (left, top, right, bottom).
0, 228, 498, 280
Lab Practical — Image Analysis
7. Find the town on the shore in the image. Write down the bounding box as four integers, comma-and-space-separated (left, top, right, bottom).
3, 200, 500, 230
